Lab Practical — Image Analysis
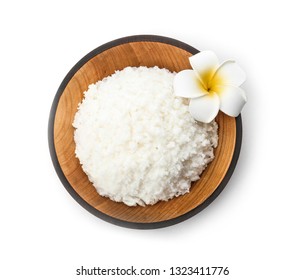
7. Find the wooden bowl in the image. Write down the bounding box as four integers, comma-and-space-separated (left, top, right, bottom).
48, 35, 242, 229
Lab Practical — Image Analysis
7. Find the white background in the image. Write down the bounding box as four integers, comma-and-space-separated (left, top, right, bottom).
1, 0, 303, 279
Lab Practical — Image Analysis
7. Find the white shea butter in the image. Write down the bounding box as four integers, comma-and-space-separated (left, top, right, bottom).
73, 66, 218, 206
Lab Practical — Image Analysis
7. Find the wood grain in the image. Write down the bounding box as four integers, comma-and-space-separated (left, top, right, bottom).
53, 40, 236, 224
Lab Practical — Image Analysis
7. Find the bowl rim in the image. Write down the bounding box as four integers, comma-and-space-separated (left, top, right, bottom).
48, 34, 242, 229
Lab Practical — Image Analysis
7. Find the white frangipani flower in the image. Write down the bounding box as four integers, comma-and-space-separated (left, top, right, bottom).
174, 51, 247, 123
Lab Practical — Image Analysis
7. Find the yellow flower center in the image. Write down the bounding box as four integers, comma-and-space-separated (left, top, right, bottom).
199, 68, 225, 94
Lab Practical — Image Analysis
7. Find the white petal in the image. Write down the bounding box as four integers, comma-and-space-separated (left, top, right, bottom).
189, 51, 219, 89
214, 85, 247, 117
174, 70, 208, 98
189, 94, 220, 123
212, 60, 246, 87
